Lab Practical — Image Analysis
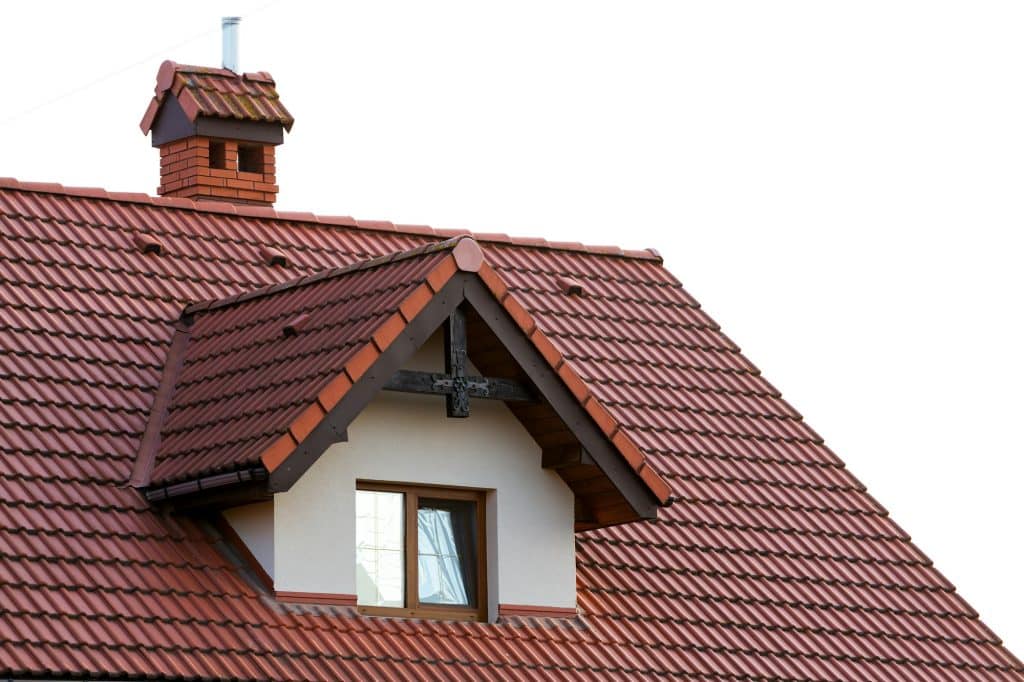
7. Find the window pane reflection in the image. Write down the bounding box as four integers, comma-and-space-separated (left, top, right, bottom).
417, 498, 476, 607
356, 490, 404, 607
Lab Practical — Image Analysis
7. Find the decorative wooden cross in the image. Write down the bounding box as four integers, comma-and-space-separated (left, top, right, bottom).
383, 306, 534, 417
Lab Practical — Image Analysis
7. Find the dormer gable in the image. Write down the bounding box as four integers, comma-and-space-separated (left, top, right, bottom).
131, 236, 671, 621
133, 237, 670, 522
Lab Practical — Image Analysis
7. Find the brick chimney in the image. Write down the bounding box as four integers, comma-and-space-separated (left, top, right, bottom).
139, 60, 293, 206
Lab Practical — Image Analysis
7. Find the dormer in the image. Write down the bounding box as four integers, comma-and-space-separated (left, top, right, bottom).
131, 237, 671, 622
139, 60, 293, 206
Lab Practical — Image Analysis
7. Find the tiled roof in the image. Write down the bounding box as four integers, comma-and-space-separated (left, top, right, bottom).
138, 235, 670, 513
139, 61, 294, 135
145, 242, 458, 486
0, 176, 1020, 679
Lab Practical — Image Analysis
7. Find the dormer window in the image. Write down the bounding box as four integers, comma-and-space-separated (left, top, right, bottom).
356, 483, 486, 621
137, 238, 671, 624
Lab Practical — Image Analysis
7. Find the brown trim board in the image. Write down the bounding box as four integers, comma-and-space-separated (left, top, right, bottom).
275, 591, 357, 607
498, 604, 578, 619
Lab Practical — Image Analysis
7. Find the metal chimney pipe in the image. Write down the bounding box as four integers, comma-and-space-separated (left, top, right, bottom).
222, 17, 240, 72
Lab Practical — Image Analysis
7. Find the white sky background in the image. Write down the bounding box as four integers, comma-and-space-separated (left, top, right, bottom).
2, 0, 1022, 653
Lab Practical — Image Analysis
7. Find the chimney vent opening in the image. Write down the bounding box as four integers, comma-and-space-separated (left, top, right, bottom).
209, 141, 227, 170
238, 144, 264, 173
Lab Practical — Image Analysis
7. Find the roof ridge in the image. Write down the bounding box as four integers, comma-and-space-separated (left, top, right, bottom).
182, 237, 469, 317
167, 61, 275, 84
0, 177, 663, 262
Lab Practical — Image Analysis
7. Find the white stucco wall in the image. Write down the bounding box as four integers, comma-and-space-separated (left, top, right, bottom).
272, 332, 577, 616
223, 501, 274, 579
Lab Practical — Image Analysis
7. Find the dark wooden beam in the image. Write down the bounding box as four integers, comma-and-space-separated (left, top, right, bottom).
445, 305, 470, 417
383, 370, 534, 402
381, 303, 535, 411
542, 445, 595, 470
574, 498, 597, 526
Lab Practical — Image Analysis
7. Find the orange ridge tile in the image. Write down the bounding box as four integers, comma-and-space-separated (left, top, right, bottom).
371, 313, 407, 353
259, 433, 298, 473
502, 295, 536, 336
425, 255, 458, 293
276, 211, 318, 223
611, 430, 646, 472
434, 228, 472, 239
398, 284, 435, 323
639, 464, 673, 504
344, 345, 379, 383
583, 395, 619, 439
476, 262, 509, 301
529, 328, 563, 370
315, 215, 359, 227
316, 372, 354, 413
356, 219, 396, 231
557, 362, 590, 404
289, 403, 326, 444
392, 223, 435, 236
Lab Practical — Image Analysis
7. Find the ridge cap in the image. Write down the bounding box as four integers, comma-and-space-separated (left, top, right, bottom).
181, 237, 474, 317
0, 177, 663, 262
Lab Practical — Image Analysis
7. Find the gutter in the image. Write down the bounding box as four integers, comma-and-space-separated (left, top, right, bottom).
143, 467, 267, 502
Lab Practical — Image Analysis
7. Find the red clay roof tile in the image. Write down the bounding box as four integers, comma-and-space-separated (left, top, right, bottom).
140, 61, 294, 134
0, 180, 1019, 679
139, 237, 670, 506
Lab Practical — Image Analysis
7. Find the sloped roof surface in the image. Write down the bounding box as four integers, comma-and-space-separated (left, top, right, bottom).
139, 61, 294, 135
142, 235, 670, 513
0, 177, 1020, 680
147, 243, 455, 485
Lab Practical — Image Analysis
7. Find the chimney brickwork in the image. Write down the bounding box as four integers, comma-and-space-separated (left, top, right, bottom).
140, 60, 293, 207
158, 137, 278, 205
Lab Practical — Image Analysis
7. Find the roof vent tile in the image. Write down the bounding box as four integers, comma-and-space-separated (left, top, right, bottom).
133, 234, 164, 255
556, 276, 585, 296
282, 313, 310, 337
260, 246, 288, 267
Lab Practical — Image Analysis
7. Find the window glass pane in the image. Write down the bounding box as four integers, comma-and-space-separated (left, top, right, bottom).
417, 498, 477, 607
356, 490, 404, 607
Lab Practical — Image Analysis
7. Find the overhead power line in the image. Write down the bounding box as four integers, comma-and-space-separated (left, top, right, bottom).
0, 1, 279, 127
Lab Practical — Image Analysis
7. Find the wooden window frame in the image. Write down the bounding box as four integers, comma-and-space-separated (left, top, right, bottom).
356, 481, 488, 622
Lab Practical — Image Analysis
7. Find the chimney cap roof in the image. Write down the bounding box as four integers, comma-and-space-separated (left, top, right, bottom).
140, 60, 293, 135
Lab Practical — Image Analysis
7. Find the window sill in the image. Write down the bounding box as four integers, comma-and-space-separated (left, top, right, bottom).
275, 591, 357, 607
357, 604, 485, 623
